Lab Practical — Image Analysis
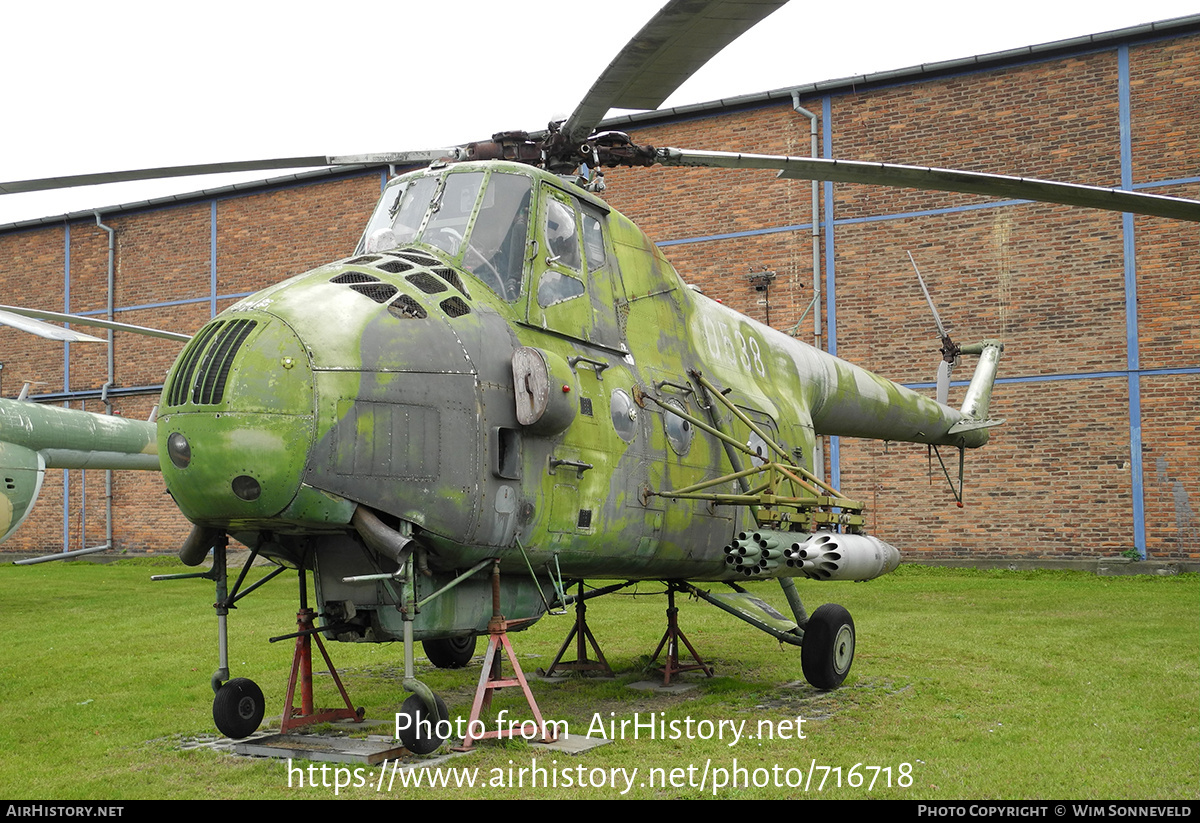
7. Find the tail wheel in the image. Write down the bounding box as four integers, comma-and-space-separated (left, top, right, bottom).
397, 693, 449, 755
422, 636, 478, 669
801, 604, 855, 690
213, 677, 266, 739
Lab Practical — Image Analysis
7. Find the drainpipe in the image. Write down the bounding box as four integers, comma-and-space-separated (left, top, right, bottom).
791, 93, 824, 479
95, 212, 115, 552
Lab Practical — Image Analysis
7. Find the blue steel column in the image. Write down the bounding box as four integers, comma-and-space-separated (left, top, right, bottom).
210, 200, 219, 318
1118, 44, 1146, 558
62, 224, 71, 551
822, 94, 840, 491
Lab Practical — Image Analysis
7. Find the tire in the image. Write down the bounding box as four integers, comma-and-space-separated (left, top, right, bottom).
801, 604, 855, 690
396, 693, 450, 755
423, 636, 478, 669
212, 677, 266, 739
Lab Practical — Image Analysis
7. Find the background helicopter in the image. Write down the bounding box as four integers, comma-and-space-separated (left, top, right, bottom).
2, 0, 1197, 752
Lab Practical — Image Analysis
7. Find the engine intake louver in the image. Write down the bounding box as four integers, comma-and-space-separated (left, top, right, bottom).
166, 319, 258, 407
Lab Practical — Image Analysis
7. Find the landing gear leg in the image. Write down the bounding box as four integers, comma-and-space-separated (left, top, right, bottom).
396, 553, 449, 755
203, 534, 267, 739
153, 531, 287, 739
205, 535, 266, 738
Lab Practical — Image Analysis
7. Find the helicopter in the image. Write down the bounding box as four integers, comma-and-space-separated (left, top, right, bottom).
2, 0, 1198, 753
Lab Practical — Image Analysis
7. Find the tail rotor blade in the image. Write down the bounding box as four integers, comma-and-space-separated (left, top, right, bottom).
936, 359, 952, 405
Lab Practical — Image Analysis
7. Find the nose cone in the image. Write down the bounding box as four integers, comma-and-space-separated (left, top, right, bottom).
159, 313, 315, 527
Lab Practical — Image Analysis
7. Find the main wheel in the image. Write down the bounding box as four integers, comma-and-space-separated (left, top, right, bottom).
423, 636, 478, 669
396, 693, 450, 755
801, 604, 855, 690
212, 677, 266, 739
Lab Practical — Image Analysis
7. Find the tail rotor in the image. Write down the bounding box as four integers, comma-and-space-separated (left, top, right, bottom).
908, 251, 960, 405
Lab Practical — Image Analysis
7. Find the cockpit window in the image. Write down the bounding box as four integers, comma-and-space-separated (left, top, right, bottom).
582, 208, 606, 272
460, 173, 531, 302
390, 176, 438, 244
422, 172, 486, 256
361, 174, 438, 253
545, 198, 582, 271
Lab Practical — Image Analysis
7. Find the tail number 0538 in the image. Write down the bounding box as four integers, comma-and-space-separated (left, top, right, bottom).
702, 316, 767, 377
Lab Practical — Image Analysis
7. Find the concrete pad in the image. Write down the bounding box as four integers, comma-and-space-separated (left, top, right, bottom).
236, 733, 405, 765
531, 733, 611, 754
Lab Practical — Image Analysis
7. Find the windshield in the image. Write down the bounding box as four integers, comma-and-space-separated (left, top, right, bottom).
359, 169, 533, 303
361, 174, 438, 252
461, 173, 531, 302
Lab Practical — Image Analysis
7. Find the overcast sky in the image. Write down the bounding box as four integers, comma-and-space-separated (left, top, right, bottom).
1, 0, 1195, 226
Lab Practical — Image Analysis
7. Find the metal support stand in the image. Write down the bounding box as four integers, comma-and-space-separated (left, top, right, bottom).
648, 585, 713, 685
545, 581, 614, 677
456, 560, 555, 751
277, 569, 363, 733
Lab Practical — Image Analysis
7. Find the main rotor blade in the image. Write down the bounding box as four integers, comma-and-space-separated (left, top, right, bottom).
0, 305, 191, 342
561, 0, 789, 144
0, 151, 453, 196
656, 149, 1200, 222
0, 309, 106, 343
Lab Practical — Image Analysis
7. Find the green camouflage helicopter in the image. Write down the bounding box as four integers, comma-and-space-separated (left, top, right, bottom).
3, 0, 1199, 751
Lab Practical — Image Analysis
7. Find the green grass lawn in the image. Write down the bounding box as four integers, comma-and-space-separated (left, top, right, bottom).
0, 561, 1195, 799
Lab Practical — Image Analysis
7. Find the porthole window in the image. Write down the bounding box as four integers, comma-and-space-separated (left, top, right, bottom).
663, 400, 693, 455
611, 389, 638, 443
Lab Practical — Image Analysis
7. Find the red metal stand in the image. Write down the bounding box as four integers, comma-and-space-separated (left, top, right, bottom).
648, 586, 713, 685
279, 577, 363, 733
455, 561, 556, 750
545, 581, 614, 677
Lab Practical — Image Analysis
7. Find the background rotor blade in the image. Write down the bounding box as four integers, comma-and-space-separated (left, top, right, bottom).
0, 305, 191, 342
0, 151, 457, 197
327, 150, 459, 166
561, 0, 789, 144
0, 309, 106, 343
0, 157, 336, 196
656, 149, 1200, 222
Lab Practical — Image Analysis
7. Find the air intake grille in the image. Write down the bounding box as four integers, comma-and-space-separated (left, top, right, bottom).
407, 273, 447, 295
432, 267, 469, 297
350, 283, 399, 303
440, 297, 471, 317
332, 272, 380, 284
167, 321, 223, 407
167, 319, 258, 407
192, 319, 257, 405
388, 295, 427, 320
376, 259, 412, 274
